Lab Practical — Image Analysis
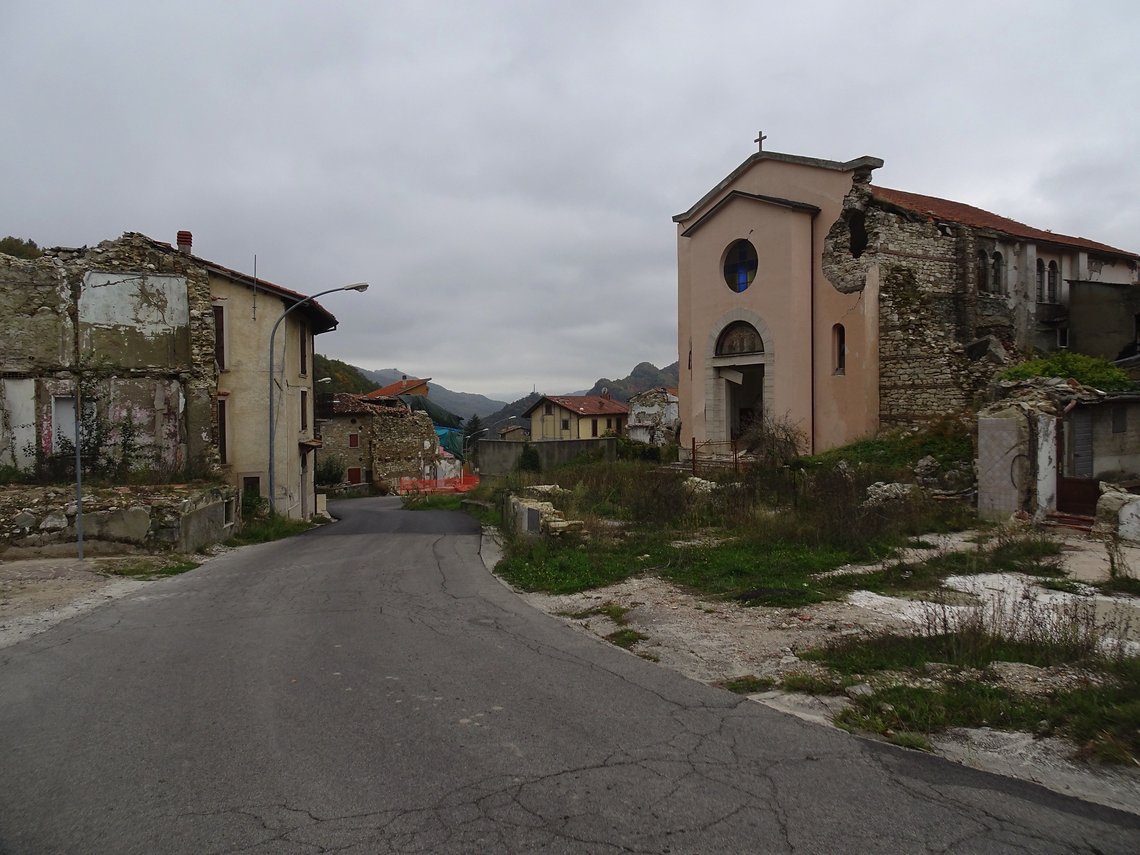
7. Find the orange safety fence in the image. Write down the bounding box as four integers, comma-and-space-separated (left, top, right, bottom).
397, 474, 481, 494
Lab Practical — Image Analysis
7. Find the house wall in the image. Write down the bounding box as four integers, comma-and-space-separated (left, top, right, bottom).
367, 410, 439, 484
211, 272, 319, 517
1070, 281, 1140, 361
1089, 403, 1140, 478
319, 414, 372, 483
0, 235, 216, 474
627, 390, 679, 446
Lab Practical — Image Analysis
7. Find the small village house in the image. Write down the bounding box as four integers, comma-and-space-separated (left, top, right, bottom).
523, 394, 628, 441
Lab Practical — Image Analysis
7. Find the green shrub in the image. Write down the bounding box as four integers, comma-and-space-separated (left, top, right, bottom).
999, 351, 1134, 392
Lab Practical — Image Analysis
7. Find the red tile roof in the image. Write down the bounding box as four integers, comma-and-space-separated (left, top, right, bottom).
524, 395, 629, 417
364, 377, 431, 399
870, 186, 1138, 259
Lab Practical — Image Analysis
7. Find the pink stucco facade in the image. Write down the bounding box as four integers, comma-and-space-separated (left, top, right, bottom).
676, 152, 883, 455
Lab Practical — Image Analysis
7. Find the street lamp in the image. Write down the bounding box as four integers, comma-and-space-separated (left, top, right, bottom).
463, 428, 488, 474
268, 282, 368, 514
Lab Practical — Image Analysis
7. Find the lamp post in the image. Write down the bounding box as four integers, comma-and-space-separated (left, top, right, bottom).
268, 282, 368, 515
463, 428, 488, 475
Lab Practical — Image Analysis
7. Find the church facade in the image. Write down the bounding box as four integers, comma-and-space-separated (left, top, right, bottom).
675, 147, 1139, 456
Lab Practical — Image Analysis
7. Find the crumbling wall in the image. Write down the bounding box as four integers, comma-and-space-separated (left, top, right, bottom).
0, 482, 238, 554
0, 234, 219, 475
824, 187, 1017, 428
368, 410, 439, 483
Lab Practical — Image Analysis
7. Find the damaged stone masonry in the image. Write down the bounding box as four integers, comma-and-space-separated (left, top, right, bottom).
0, 234, 216, 475
821, 175, 1140, 428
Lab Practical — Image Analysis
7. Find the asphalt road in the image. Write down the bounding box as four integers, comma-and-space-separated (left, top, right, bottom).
0, 496, 1136, 854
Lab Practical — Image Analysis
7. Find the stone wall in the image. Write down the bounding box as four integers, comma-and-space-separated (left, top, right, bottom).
478, 437, 617, 476
0, 234, 219, 474
823, 186, 1017, 428
368, 410, 439, 484
0, 483, 238, 555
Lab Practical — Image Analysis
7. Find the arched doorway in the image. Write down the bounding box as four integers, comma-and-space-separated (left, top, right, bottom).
715, 321, 766, 439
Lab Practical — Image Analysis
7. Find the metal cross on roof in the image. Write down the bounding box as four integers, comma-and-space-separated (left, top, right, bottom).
754, 131, 767, 152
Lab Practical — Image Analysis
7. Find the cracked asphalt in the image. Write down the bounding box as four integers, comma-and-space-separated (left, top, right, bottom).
0, 497, 1136, 853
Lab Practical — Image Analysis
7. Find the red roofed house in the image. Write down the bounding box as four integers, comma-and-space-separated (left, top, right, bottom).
364, 376, 430, 399
523, 394, 629, 441
675, 146, 1139, 458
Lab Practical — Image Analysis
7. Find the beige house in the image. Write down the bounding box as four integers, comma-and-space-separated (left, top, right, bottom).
524, 394, 628, 441
0, 231, 342, 520
676, 146, 1139, 457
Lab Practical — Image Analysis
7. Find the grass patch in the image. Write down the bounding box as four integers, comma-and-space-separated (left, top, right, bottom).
560, 602, 632, 625
227, 514, 316, 545
722, 675, 776, 694
780, 672, 854, 695
402, 492, 465, 511
102, 556, 200, 580
605, 628, 648, 650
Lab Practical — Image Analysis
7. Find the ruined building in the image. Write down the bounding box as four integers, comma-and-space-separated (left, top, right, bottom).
0, 232, 338, 519
675, 148, 1139, 456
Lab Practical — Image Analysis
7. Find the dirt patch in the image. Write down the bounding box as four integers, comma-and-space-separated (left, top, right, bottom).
513, 530, 1140, 817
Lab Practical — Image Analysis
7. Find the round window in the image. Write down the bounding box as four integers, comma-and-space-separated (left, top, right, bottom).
723, 239, 758, 293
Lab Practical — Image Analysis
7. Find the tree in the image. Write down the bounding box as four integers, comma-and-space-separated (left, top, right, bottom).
463, 414, 485, 464
0, 236, 42, 259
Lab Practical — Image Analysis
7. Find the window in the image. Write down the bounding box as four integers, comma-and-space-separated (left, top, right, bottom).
217, 398, 228, 464
591, 418, 598, 437
1057, 327, 1069, 348
561, 418, 570, 432
347, 467, 362, 484
1112, 406, 1127, 434
606, 417, 613, 430
976, 250, 990, 292
1047, 261, 1059, 303
544, 403, 553, 416
832, 323, 846, 375
348, 432, 360, 449
722, 239, 758, 293
300, 390, 308, 431
213, 305, 226, 370
242, 476, 261, 498
716, 321, 764, 356
223, 498, 236, 527
991, 252, 1004, 295
299, 323, 308, 375
1035, 259, 1046, 302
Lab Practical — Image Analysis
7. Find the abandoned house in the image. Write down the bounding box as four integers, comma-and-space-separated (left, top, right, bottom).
675, 147, 1140, 457
523, 394, 629, 441
978, 379, 1140, 528
0, 231, 338, 519
316, 392, 440, 487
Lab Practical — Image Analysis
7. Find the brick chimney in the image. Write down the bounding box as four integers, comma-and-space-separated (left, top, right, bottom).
176, 230, 193, 254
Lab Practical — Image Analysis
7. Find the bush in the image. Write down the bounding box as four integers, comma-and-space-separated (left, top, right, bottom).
999, 351, 1134, 392
517, 442, 541, 472
315, 454, 346, 486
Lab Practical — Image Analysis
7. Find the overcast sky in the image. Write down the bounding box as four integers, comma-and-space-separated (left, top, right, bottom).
4, 1, 1137, 402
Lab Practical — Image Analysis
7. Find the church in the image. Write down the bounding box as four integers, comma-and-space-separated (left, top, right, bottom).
674, 142, 1140, 457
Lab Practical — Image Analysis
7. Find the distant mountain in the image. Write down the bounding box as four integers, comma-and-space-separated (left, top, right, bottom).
577, 361, 679, 402
313, 354, 375, 394
360, 368, 508, 421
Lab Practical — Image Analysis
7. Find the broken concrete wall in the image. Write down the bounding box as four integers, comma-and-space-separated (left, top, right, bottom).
0, 483, 238, 555
977, 409, 1031, 521
627, 389, 680, 446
